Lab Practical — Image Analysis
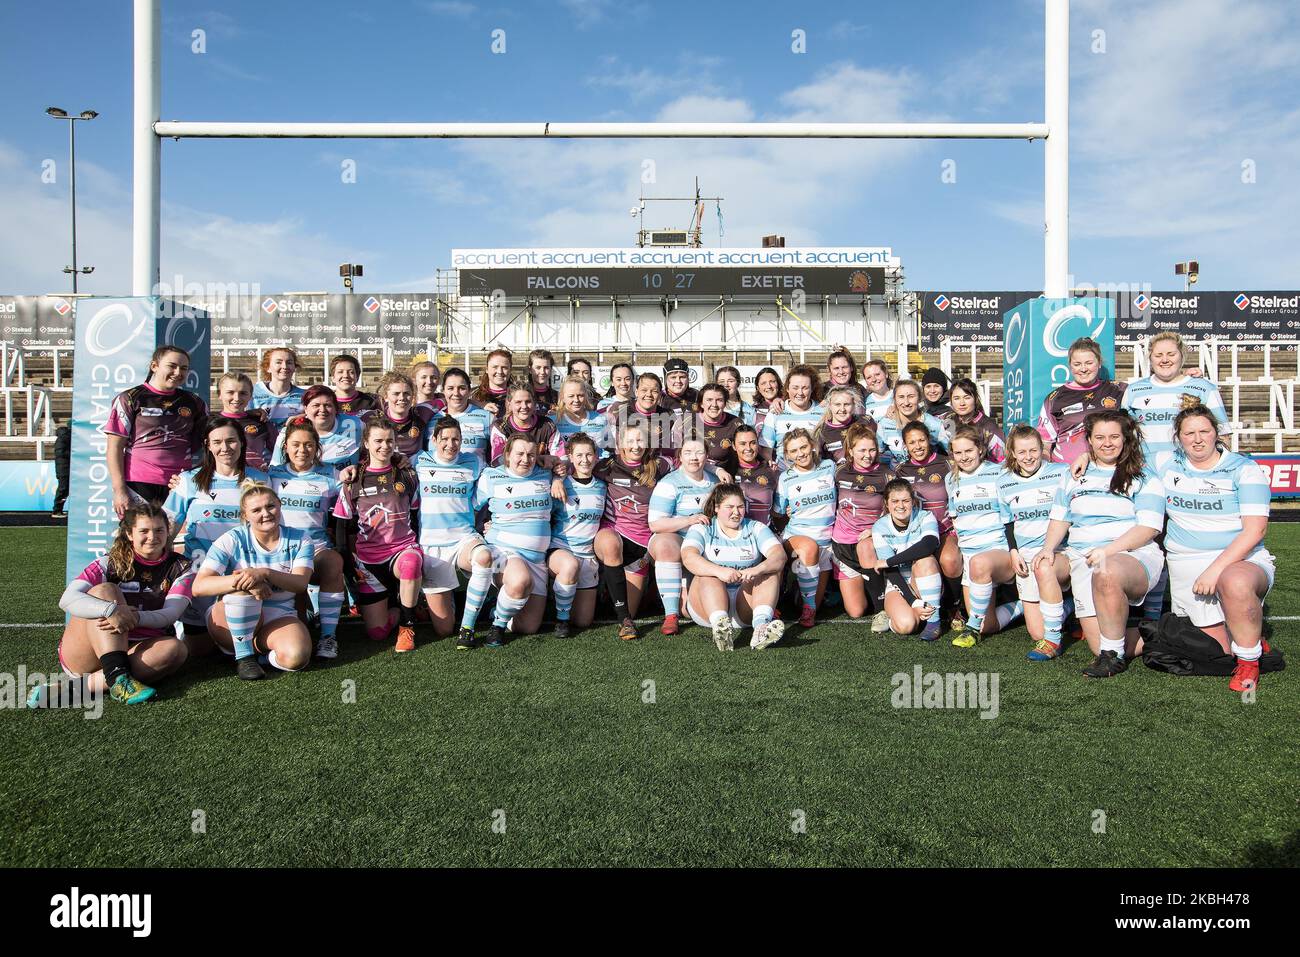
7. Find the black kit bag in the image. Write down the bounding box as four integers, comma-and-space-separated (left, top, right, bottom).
1140, 613, 1286, 677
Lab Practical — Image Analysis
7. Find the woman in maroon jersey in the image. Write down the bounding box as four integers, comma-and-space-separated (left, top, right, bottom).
1035, 337, 1127, 464
893, 420, 965, 626
947, 377, 1007, 463
606, 372, 678, 466
489, 384, 564, 475
822, 348, 868, 404
471, 348, 515, 420
361, 372, 435, 462
830, 422, 894, 626
813, 385, 870, 463
693, 383, 742, 476
409, 360, 445, 416
594, 420, 672, 641
34, 504, 194, 707
214, 371, 273, 471
331, 354, 378, 417
732, 424, 782, 528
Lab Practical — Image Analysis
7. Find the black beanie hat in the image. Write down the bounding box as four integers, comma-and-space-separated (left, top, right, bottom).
921, 367, 950, 389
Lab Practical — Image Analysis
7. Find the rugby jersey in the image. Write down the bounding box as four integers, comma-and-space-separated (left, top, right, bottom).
694, 413, 744, 472
876, 413, 948, 468
250, 381, 306, 431
103, 382, 207, 485
489, 414, 563, 467
605, 401, 681, 465
216, 409, 273, 471
1036, 379, 1127, 464
648, 468, 719, 524
945, 460, 1006, 555
412, 450, 482, 548
270, 414, 363, 473
1121, 375, 1229, 458
760, 402, 823, 467
361, 406, 435, 461
949, 410, 1007, 464
436, 404, 493, 465
895, 453, 954, 536
473, 465, 556, 563
774, 459, 838, 546
996, 461, 1070, 552
333, 464, 421, 564
334, 390, 378, 417
862, 389, 894, 423
267, 463, 342, 549
1049, 463, 1165, 551
683, 518, 781, 570
816, 417, 872, 464
832, 461, 893, 546
1155, 449, 1270, 555
594, 455, 671, 546
200, 525, 315, 612
725, 400, 757, 427
71, 552, 194, 641
736, 458, 780, 526
163, 466, 269, 566
871, 509, 941, 568
470, 386, 511, 421
550, 474, 608, 559
555, 411, 612, 457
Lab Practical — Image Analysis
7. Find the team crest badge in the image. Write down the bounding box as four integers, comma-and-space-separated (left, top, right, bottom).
1180, 394, 1199, 409
179, 407, 191, 417
757, 476, 768, 486
409, 427, 419, 438
395, 482, 405, 492
1102, 398, 1117, 408
245, 425, 257, 434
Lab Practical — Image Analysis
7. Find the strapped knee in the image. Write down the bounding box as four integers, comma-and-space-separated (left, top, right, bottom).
395, 550, 423, 580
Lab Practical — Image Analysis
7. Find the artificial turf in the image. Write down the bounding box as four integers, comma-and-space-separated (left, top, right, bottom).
0, 524, 1296, 867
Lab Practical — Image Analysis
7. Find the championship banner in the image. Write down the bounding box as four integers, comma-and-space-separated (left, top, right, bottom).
1001, 297, 1116, 429
1252, 454, 1300, 497
65, 298, 210, 586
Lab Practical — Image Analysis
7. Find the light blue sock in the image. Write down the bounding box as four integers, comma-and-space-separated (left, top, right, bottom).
995, 600, 1024, 630
492, 588, 529, 628
1041, 599, 1064, 646
460, 561, 493, 629
966, 580, 994, 631
915, 573, 942, 624
223, 592, 262, 660
751, 604, 774, 629
318, 591, 344, 639
656, 561, 682, 616
793, 559, 819, 608
553, 580, 578, 621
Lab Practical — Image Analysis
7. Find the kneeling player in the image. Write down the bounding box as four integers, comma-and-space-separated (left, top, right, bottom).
870, 480, 944, 641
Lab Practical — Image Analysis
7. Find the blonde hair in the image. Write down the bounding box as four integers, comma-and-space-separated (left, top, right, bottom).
217, 371, 254, 395
1147, 331, 1186, 359
238, 481, 281, 521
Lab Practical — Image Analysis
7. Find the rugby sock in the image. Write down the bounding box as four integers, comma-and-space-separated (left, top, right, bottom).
318, 591, 344, 639
915, 573, 942, 624
966, 581, 994, 631
861, 570, 886, 609
223, 593, 263, 660
553, 579, 578, 621
1143, 566, 1168, 620
492, 589, 529, 628
602, 563, 630, 619
792, 558, 819, 609
942, 575, 965, 619
460, 561, 493, 629
656, 562, 683, 616
751, 605, 774, 630
1231, 640, 1263, 662
398, 602, 418, 627
99, 650, 130, 686
1041, 599, 1064, 646
709, 610, 729, 628
1063, 596, 1075, 620
995, 600, 1024, 630
1099, 634, 1126, 656
307, 583, 321, 615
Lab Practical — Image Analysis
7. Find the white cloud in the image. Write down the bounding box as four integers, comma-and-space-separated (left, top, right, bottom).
422, 1, 476, 18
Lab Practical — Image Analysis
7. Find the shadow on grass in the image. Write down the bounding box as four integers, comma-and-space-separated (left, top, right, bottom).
1237, 829, 1300, 867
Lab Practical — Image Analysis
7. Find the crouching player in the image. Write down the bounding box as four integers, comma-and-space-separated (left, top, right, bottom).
1159, 405, 1275, 692
681, 484, 788, 651
548, 434, 607, 637
870, 480, 944, 641
32, 504, 193, 707
193, 484, 315, 680
332, 421, 425, 653
411, 418, 492, 649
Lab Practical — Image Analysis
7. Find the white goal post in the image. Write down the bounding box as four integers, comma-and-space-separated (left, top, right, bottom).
132, 0, 1071, 301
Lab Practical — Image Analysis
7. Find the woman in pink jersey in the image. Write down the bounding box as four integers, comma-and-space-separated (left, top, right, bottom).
105, 345, 207, 516
333, 420, 425, 654
830, 422, 894, 627
893, 420, 965, 627
410, 360, 446, 415
330, 354, 378, 417
489, 384, 564, 474
594, 420, 671, 641
31, 504, 193, 708
947, 377, 1006, 463
214, 372, 273, 471
1035, 338, 1127, 464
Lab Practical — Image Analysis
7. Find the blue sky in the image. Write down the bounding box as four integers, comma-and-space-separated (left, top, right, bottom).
2, 0, 1298, 297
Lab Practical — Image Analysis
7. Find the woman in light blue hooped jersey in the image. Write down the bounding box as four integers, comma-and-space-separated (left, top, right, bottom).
163, 416, 267, 651
554, 376, 611, 459
996, 424, 1072, 658
946, 425, 1023, 649
714, 365, 757, 427
192, 483, 316, 681
647, 437, 720, 636
1121, 332, 1228, 459
773, 428, 838, 629
267, 419, 346, 660
1033, 411, 1165, 678
270, 385, 362, 474
413, 416, 491, 649
681, 483, 788, 652
470, 434, 558, 646
1158, 404, 1274, 693
250, 347, 307, 436
759, 365, 822, 468
870, 479, 944, 641
434, 367, 493, 467
548, 432, 607, 637
875, 379, 948, 469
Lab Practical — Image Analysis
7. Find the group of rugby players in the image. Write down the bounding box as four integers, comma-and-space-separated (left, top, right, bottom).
34, 332, 1275, 708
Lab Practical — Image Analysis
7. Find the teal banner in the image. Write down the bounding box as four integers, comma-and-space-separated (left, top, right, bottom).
1002, 296, 1116, 429
64, 298, 210, 585
0, 461, 57, 510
